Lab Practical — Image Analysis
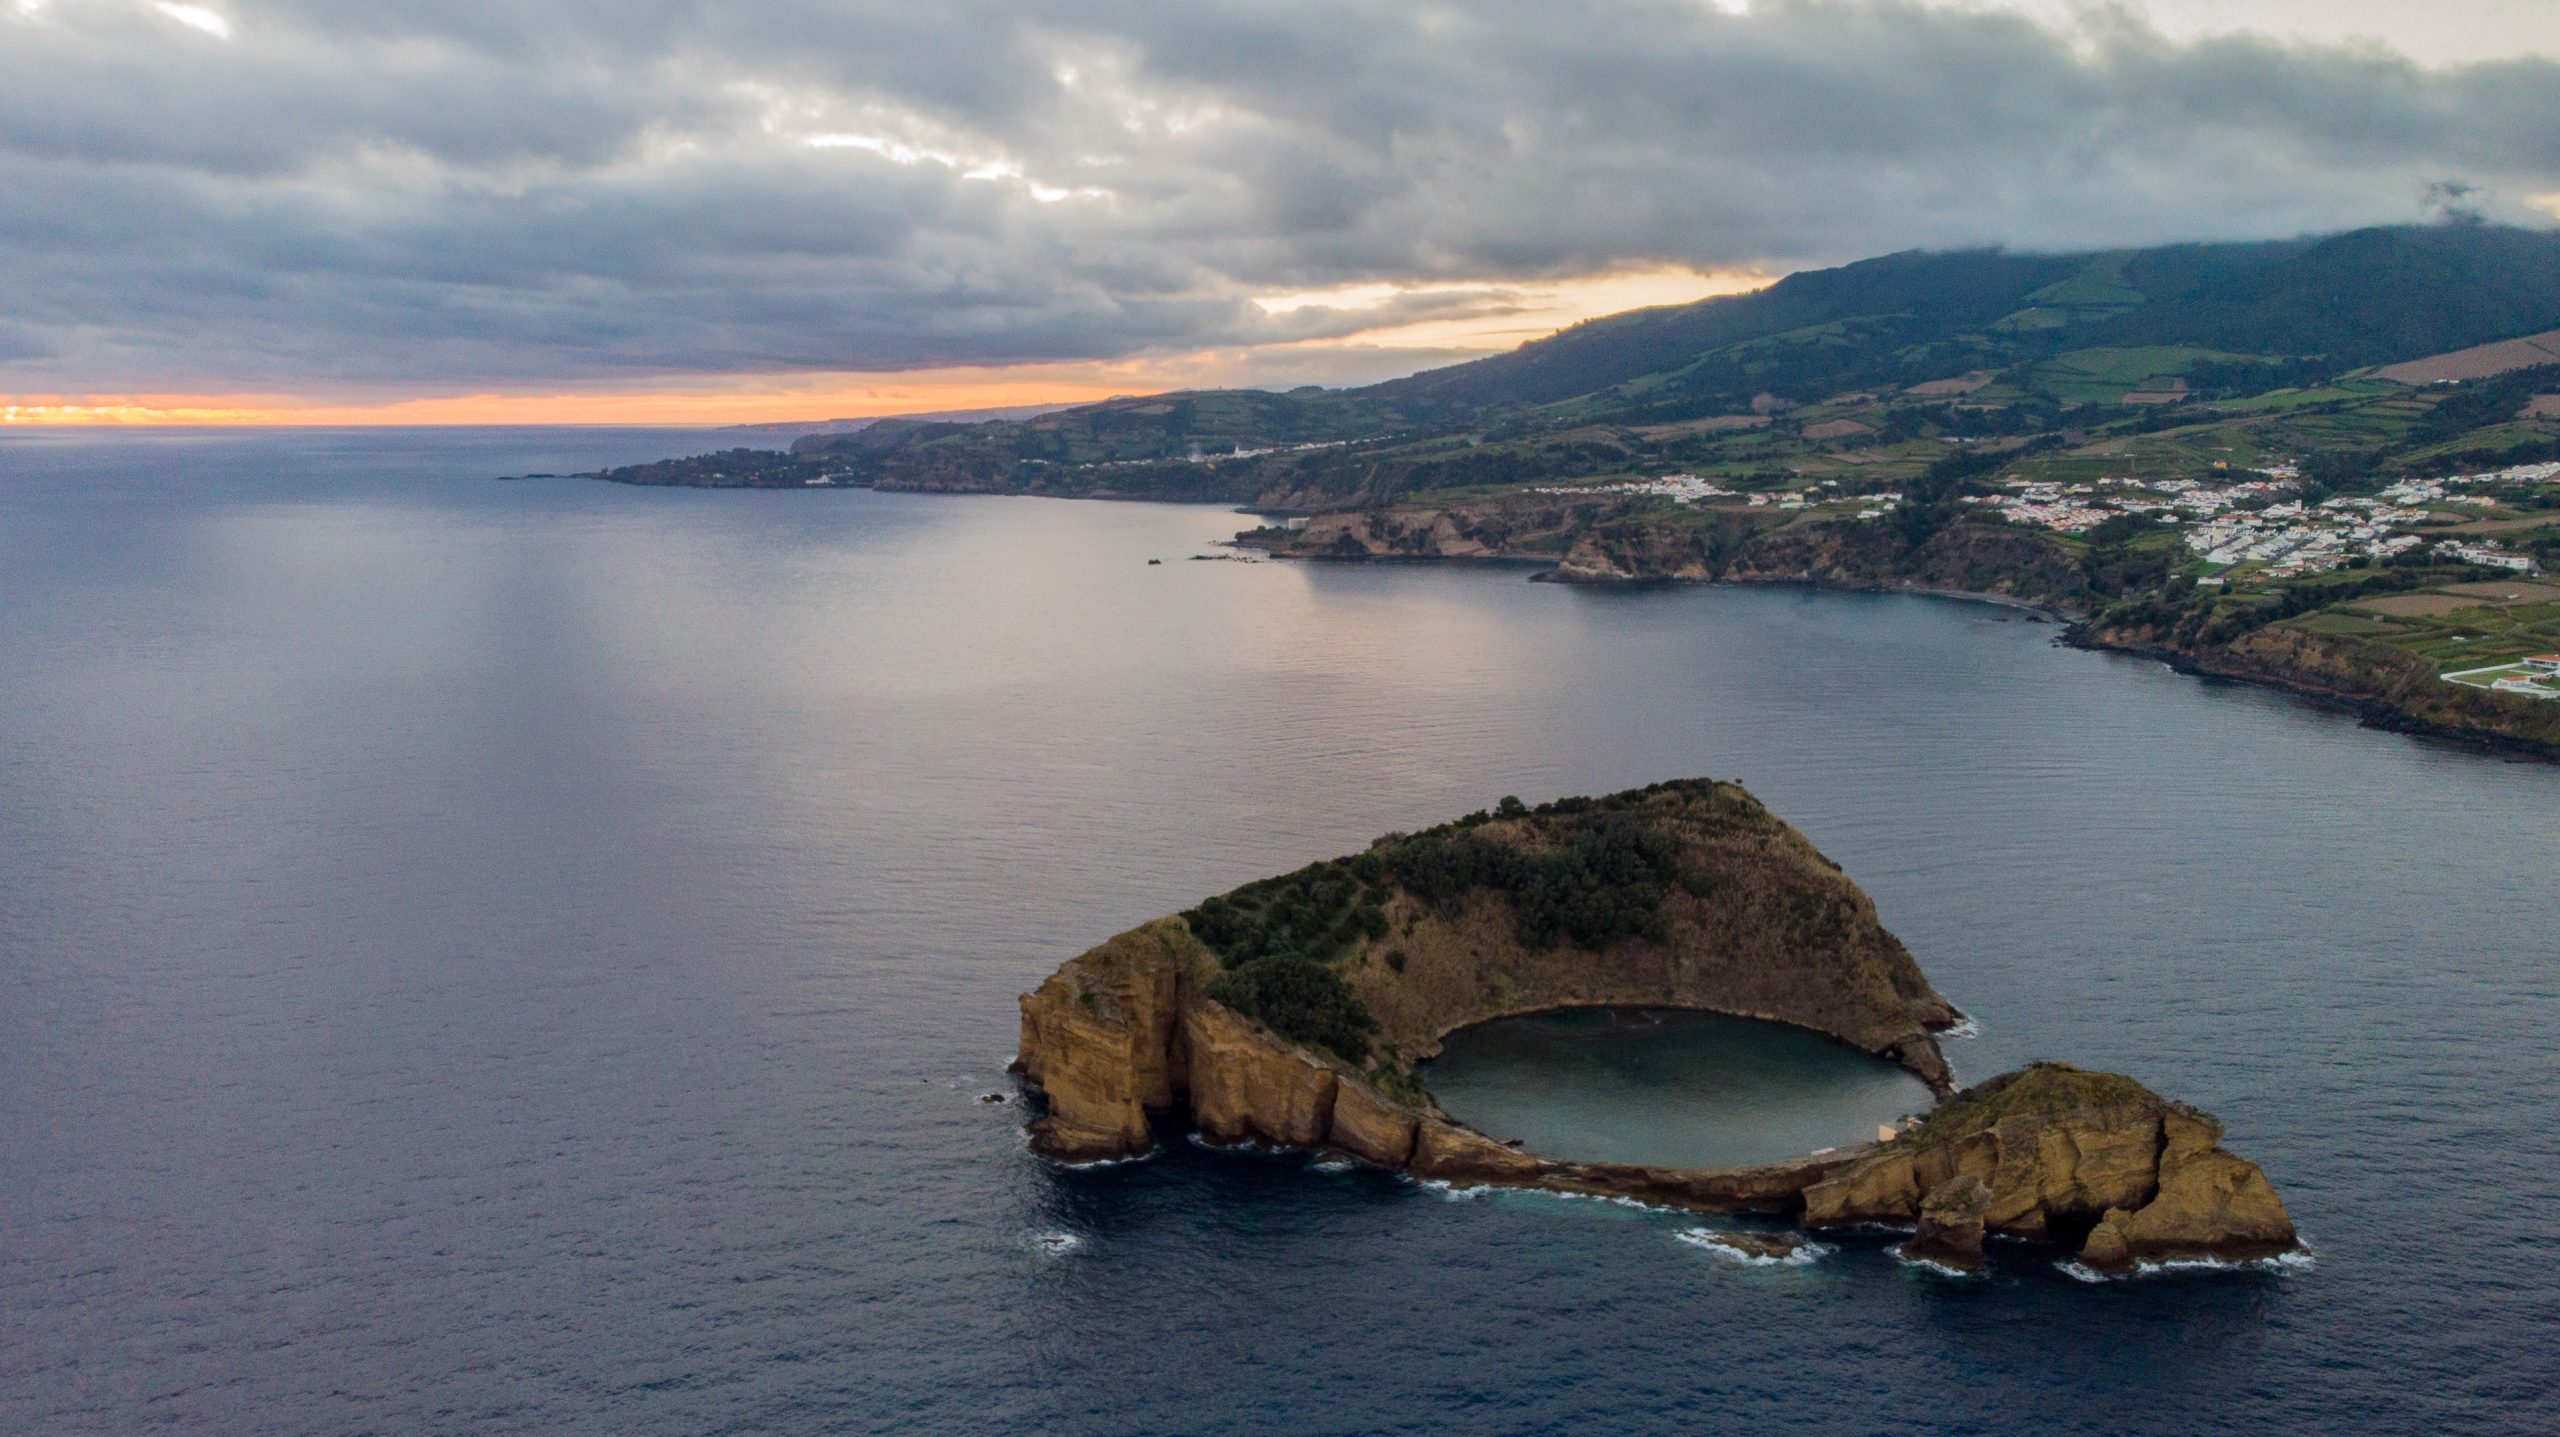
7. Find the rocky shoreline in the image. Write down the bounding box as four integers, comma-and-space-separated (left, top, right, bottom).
1014, 780, 2301, 1276
2065, 622, 2560, 764
573, 464, 2554, 761
1252, 524, 2559, 764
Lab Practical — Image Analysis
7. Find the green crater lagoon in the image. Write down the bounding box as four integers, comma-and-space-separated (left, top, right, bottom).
1421, 1008, 1939, 1169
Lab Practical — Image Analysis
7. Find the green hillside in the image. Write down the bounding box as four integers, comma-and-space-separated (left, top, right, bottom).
718, 225, 2560, 507
577, 224, 2560, 510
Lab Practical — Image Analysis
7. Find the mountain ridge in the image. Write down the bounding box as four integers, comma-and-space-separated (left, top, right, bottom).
750, 223, 2560, 505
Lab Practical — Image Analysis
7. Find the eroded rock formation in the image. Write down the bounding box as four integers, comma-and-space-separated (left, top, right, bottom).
1020, 781, 1957, 1161
1014, 781, 2299, 1272
1803, 1064, 2297, 1272
1898, 1172, 1991, 1271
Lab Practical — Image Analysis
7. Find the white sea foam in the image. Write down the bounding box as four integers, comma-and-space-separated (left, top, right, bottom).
1407, 1178, 1688, 1216
1938, 1017, 1983, 1040
2057, 1244, 2315, 1283
1185, 1132, 1286, 1156
1895, 1252, 1983, 1279
1675, 1227, 1833, 1267
1032, 1230, 1084, 1256
1311, 1157, 1357, 1174
1037, 1137, 1156, 1170
1524, 1187, 1678, 1215
1055, 1152, 1154, 1170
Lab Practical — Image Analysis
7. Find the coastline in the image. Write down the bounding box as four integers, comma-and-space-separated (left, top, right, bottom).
614, 477, 2559, 765
1269, 544, 2558, 764
1728, 576, 2558, 764
1720, 574, 2082, 624
2061, 624, 2560, 765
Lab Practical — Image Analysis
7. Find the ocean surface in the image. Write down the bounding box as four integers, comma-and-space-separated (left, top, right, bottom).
1, 427, 2554, 1435
1424, 1009, 1937, 1170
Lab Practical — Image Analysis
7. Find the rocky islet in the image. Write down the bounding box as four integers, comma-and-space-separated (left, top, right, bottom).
1014, 779, 2298, 1275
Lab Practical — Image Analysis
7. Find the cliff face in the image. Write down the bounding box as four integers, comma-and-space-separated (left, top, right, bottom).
1020, 929, 1873, 1211
1281, 495, 1627, 561
1334, 796, 1960, 1089
1013, 787, 2299, 1272
2080, 617, 2560, 759
1015, 921, 1195, 1162
1286, 500, 2092, 606
1722, 516, 2087, 602
2223, 624, 2560, 752
1547, 510, 1775, 583
1016, 919, 1418, 1165
1019, 781, 1957, 1163
1181, 1000, 1342, 1149
1800, 1064, 2297, 1271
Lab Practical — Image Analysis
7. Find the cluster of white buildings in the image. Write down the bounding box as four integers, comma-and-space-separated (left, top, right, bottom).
1745, 479, 1908, 514
2181, 514, 2426, 576
1537, 472, 1915, 516
1955, 464, 2547, 578
1209, 438, 1362, 462
2443, 542, 2540, 573
1972, 471, 2305, 535
1070, 437, 1366, 471
2140, 473, 2301, 518
1536, 473, 1735, 505
1976, 481, 2117, 533
2379, 460, 2560, 506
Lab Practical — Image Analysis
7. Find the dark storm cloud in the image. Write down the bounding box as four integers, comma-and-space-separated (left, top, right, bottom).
3, 0, 2556, 393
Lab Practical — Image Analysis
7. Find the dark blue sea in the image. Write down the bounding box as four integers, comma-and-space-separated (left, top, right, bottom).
1, 427, 2553, 1435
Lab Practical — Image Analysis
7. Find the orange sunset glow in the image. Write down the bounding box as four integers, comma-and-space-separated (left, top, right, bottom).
0, 266, 1766, 426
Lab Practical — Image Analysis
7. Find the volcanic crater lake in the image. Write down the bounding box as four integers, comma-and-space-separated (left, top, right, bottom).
2, 427, 2556, 1436
1422, 1008, 1940, 1169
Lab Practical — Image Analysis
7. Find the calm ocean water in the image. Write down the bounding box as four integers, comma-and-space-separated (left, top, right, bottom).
1, 428, 2554, 1435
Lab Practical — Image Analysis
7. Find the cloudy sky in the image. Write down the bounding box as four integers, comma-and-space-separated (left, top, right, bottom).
5, 0, 2559, 423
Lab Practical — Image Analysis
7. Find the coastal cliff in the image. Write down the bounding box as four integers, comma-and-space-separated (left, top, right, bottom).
1019, 779, 1958, 1160
1718, 515, 2087, 602
1262, 502, 2556, 762
1265, 506, 2084, 603
1015, 780, 2300, 1271
1802, 1064, 2297, 1272
1281, 494, 1632, 562
2078, 616, 2560, 759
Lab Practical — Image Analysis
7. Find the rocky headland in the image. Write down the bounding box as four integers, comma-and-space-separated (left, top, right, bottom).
1015, 779, 2299, 1274
2074, 612, 2560, 760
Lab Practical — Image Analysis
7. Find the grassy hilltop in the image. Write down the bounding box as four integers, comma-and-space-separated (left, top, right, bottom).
594, 225, 2560, 508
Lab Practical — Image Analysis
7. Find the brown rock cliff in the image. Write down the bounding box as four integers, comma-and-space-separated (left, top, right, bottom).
1801, 1064, 2298, 1270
